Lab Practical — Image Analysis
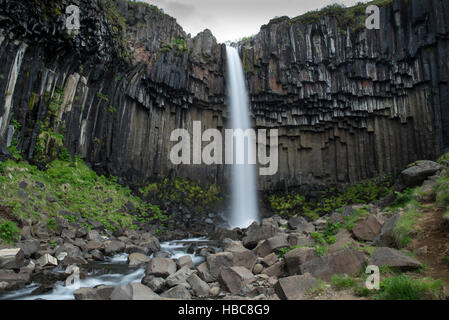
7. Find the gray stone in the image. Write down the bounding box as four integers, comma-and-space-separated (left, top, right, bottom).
262, 261, 284, 278
161, 284, 191, 299
368, 247, 422, 270
0, 248, 24, 269
274, 274, 319, 300
128, 252, 151, 267
176, 255, 194, 269
300, 248, 366, 281
187, 273, 210, 297
165, 266, 195, 287
374, 213, 401, 247
104, 240, 125, 255
232, 249, 257, 270
37, 253, 58, 267
74, 285, 114, 300
262, 253, 278, 267
352, 215, 383, 241
254, 235, 289, 257
243, 223, 279, 249
219, 266, 255, 295
284, 247, 318, 275
146, 258, 177, 278
197, 262, 214, 283
252, 263, 263, 274
399, 161, 443, 188
110, 283, 159, 300
288, 216, 315, 234
17, 240, 40, 258
142, 276, 165, 293
207, 252, 234, 280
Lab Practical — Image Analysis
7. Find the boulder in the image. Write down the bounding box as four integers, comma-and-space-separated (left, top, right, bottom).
146, 258, 177, 278
17, 240, 40, 258
139, 237, 161, 254
86, 240, 103, 251
197, 262, 214, 283
187, 273, 210, 297
87, 230, 103, 242
104, 240, 125, 256
128, 253, 151, 267
288, 216, 315, 234
61, 229, 76, 239
0, 268, 32, 289
165, 266, 195, 287
274, 274, 318, 300
219, 266, 255, 295
368, 247, 422, 270
176, 255, 194, 269
262, 253, 278, 267
374, 213, 401, 247
232, 249, 257, 270
398, 161, 443, 189
352, 215, 383, 241
243, 223, 279, 249
253, 264, 263, 274
262, 261, 284, 278
125, 245, 149, 256
161, 284, 191, 299
0, 248, 24, 269
91, 249, 105, 261
254, 235, 289, 257
287, 234, 315, 247
74, 285, 114, 300
142, 276, 165, 293
329, 229, 356, 253
300, 248, 366, 281
37, 254, 58, 267
110, 283, 159, 300
207, 252, 234, 280
284, 247, 317, 275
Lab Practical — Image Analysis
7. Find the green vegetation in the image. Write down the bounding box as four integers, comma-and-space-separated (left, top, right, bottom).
289, 0, 393, 35
139, 177, 222, 215
0, 221, 20, 244
97, 92, 109, 102
159, 38, 189, 54
375, 274, 444, 300
266, 176, 392, 221
100, 0, 130, 60
442, 255, 449, 266
330, 274, 357, 290
353, 285, 373, 297
0, 156, 169, 237
435, 169, 449, 208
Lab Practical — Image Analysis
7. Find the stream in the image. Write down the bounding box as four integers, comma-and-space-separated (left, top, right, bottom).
0, 237, 214, 300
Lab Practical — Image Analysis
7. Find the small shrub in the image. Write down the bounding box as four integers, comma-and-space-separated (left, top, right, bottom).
331, 274, 357, 290
353, 286, 372, 297
0, 221, 20, 244
376, 274, 444, 300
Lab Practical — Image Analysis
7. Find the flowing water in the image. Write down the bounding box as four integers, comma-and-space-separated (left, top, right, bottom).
226, 45, 259, 229
0, 237, 214, 300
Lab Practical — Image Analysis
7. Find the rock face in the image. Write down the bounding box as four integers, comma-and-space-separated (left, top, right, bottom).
0, 0, 447, 191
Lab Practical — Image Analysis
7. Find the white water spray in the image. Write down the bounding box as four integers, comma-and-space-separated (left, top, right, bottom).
226, 46, 259, 228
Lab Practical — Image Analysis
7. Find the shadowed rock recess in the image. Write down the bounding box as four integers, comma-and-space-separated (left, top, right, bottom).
0, 0, 448, 191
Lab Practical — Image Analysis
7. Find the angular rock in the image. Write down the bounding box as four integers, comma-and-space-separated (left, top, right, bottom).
86, 240, 103, 251
161, 284, 191, 299
104, 240, 125, 256
262, 261, 284, 278
142, 276, 165, 293
232, 249, 257, 271
352, 215, 383, 241
398, 161, 443, 189
0, 248, 24, 269
17, 240, 40, 258
139, 237, 161, 254
288, 216, 315, 234
300, 249, 366, 281
243, 223, 279, 249
128, 252, 151, 267
110, 283, 159, 300
197, 262, 214, 283
374, 213, 401, 247
146, 258, 177, 278
176, 255, 194, 269
37, 254, 58, 267
288, 233, 315, 247
187, 273, 210, 297
262, 253, 278, 267
219, 266, 255, 295
274, 274, 319, 300
284, 247, 318, 275
165, 266, 195, 287
368, 247, 422, 270
329, 229, 356, 253
207, 252, 234, 280
74, 285, 115, 300
254, 235, 289, 257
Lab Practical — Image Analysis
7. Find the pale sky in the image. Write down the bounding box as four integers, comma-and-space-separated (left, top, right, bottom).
139, 0, 368, 43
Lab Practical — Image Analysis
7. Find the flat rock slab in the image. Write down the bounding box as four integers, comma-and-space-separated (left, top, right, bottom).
274, 274, 319, 300
399, 161, 443, 188
161, 284, 192, 299
368, 247, 422, 270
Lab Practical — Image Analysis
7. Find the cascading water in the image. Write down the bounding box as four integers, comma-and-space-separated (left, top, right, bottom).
226, 46, 259, 228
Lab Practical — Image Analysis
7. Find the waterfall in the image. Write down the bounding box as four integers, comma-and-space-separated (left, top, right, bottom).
226, 46, 259, 229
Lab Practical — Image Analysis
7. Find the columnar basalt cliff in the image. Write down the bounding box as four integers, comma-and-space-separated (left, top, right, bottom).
0, 0, 448, 191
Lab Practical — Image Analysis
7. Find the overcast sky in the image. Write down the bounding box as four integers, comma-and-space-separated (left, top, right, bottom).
140, 0, 368, 43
